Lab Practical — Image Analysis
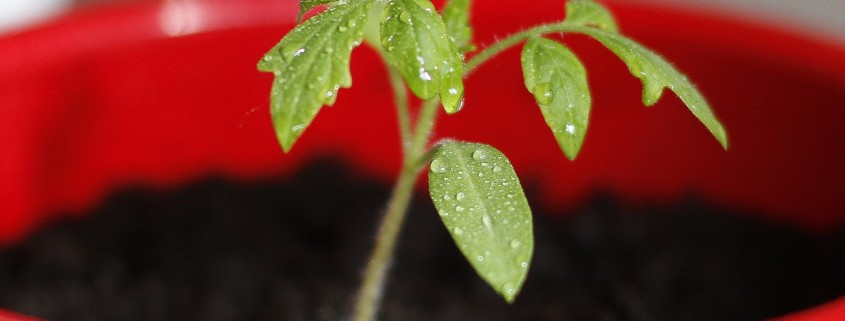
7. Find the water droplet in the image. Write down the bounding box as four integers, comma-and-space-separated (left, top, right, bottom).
482, 214, 494, 230
484, 250, 492, 256
533, 83, 553, 105
399, 11, 412, 24
476, 255, 484, 262
520, 261, 529, 268
454, 98, 465, 112
453, 227, 464, 235
440, 211, 449, 217
506, 194, 514, 199
443, 194, 452, 200
565, 123, 576, 135
263, 55, 274, 62
419, 68, 432, 81
338, 25, 348, 32
493, 166, 502, 173
472, 149, 488, 161
455, 206, 465, 212
291, 124, 305, 132
509, 240, 521, 249
501, 284, 516, 296
430, 159, 447, 173
456, 192, 465, 201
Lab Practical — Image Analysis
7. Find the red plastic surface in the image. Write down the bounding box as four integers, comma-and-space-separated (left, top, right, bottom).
1, 0, 843, 319
0, 309, 41, 321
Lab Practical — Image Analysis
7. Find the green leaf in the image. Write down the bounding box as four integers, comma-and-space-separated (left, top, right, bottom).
521, 38, 591, 160
428, 141, 534, 303
565, 0, 619, 33
298, 0, 334, 21
579, 28, 728, 149
442, 0, 475, 53
381, 0, 465, 113
257, 1, 373, 152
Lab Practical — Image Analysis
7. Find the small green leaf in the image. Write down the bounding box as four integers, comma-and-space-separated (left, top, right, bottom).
442, 0, 475, 53
428, 141, 534, 303
381, 0, 465, 113
521, 38, 591, 160
565, 0, 619, 32
580, 28, 728, 149
258, 1, 373, 152
297, 0, 334, 21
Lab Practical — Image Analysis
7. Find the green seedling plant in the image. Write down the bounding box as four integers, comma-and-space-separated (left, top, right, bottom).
258, 0, 727, 320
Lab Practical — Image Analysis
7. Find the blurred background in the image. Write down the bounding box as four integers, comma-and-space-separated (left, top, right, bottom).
1, 0, 844, 45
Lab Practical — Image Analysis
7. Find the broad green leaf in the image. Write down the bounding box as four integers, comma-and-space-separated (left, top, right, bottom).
579, 28, 728, 149
565, 0, 618, 32
298, 0, 333, 21
442, 0, 475, 53
428, 141, 534, 303
257, 1, 372, 152
381, 0, 465, 113
521, 38, 591, 160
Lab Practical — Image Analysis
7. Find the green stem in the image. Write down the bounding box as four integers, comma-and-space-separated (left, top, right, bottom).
351, 163, 418, 321
465, 22, 578, 75
388, 66, 413, 153
354, 19, 582, 321
352, 95, 440, 321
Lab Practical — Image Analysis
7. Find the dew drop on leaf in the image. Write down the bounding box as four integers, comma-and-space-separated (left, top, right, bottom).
430, 159, 447, 173
399, 11, 412, 24
482, 214, 494, 231
533, 82, 554, 105
472, 149, 488, 161
456, 192, 466, 201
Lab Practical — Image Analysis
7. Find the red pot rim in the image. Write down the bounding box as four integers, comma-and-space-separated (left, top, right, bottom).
1, 0, 843, 320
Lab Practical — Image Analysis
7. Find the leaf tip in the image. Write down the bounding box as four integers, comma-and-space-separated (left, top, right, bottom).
278, 134, 296, 154
714, 126, 729, 150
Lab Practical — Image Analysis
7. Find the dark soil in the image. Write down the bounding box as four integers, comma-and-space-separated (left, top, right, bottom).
0, 159, 843, 321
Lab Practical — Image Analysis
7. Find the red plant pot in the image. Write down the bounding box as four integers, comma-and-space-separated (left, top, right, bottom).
1, 0, 843, 319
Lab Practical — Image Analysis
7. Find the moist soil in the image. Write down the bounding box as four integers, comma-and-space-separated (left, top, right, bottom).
1, 159, 843, 321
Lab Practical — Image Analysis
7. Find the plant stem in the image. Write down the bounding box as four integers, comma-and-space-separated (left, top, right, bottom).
352, 95, 440, 321
351, 163, 418, 321
466, 22, 579, 75
388, 67, 412, 152
353, 20, 580, 321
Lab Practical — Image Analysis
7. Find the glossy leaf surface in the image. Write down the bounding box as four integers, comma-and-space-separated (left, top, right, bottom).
579, 28, 728, 149
428, 141, 534, 303
521, 37, 591, 160
442, 0, 475, 53
258, 1, 372, 152
381, 0, 465, 113
565, 0, 618, 32
298, 0, 334, 21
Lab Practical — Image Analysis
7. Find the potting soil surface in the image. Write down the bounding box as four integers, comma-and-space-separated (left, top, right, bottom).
1, 159, 843, 321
